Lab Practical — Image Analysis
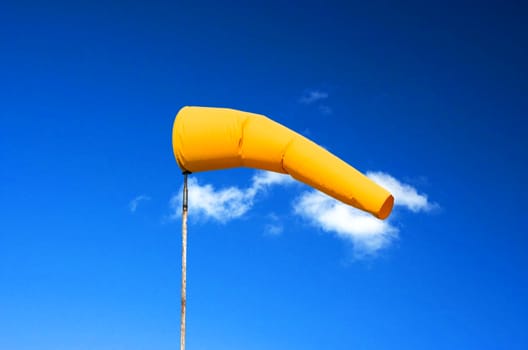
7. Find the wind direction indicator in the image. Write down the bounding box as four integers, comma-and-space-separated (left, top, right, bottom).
172, 106, 394, 350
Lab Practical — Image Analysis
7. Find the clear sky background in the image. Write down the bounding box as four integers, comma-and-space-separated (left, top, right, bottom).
1, 1, 527, 349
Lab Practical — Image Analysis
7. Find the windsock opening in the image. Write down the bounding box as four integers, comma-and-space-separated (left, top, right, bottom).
378, 195, 394, 220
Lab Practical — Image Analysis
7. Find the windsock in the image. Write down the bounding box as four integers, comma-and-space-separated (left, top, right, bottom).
172, 106, 393, 219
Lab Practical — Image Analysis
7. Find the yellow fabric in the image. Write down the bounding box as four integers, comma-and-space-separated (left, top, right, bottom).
172, 106, 394, 219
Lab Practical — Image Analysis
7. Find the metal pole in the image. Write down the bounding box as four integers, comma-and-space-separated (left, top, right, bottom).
180, 172, 189, 350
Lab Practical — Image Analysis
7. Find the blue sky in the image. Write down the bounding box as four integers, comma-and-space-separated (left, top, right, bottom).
1, 1, 527, 349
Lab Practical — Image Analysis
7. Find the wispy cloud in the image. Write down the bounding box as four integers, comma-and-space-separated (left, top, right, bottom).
293, 190, 397, 257
169, 170, 435, 258
264, 213, 284, 236
129, 195, 150, 213
248, 171, 295, 196
299, 90, 332, 115
265, 223, 284, 236
169, 171, 294, 223
292, 172, 435, 257
299, 90, 329, 104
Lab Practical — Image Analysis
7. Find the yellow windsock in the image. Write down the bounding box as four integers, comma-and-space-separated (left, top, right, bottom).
172, 106, 394, 219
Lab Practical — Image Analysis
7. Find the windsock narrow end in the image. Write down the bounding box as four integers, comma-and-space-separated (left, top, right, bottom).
377, 195, 394, 220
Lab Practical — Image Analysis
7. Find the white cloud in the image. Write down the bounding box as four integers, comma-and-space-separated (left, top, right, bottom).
299, 90, 329, 104
129, 195, 150, 213
292, 171, 436, 257
186, 178, 251, 222
248, 170, 295, 196
170, 171, 294, 223
366, 171, 434, 212
169, 170, 435, 258
293, 190, 397, 257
